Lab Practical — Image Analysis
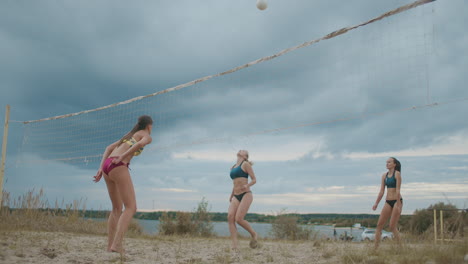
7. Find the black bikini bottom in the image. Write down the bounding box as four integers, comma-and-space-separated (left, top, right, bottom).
234, 191, 251, 202
386, 198, 403, 208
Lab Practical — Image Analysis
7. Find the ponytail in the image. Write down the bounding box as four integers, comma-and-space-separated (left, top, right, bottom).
119, 115, 153, 144
245, 151, 254, 166
391, 157, 401, 172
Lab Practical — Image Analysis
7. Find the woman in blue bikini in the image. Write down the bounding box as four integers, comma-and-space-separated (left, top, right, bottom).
228, 150, 258, 250
372, 157, 403, 249
93, 115, 153, 253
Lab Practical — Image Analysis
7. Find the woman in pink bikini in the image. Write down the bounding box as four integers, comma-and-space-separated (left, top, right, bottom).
93, 115, 153, 253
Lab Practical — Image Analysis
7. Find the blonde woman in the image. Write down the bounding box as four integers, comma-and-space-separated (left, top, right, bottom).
93, 115, 153, 253
227, 150, 258, 250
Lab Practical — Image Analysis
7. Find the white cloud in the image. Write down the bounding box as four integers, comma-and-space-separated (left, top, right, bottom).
403, 182, 468, 197
152, 188, 196, 193
305, 186, 345, 192
137, 208, 176, 213
255, 193, 364, 206
172, 149, 311, 162
343, 132, 468, 159
355, 182, 468, 199
171, 135, 332, 162
448, 166, 468, 171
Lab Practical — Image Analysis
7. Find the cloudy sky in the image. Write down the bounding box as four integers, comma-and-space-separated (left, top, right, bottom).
1, 0, 467, 215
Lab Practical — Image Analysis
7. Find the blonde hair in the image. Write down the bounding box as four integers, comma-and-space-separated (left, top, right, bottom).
244, 150, 254, 166
232, 150, 254, 168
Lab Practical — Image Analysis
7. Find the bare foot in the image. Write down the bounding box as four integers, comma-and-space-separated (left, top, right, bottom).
110, 247, 125, 254
231, 250, 240, 261
231, 243, 239, 252
249, 232, 258, 249
373, 244, 379, 252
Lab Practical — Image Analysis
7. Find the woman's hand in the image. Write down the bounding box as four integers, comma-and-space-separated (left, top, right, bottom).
372, 203, 378, 211
112, 155, 124, 164
241, 184, 250, 192
229, 195, 233, 202
93, 169, 103, 183
396, 200, 402, 209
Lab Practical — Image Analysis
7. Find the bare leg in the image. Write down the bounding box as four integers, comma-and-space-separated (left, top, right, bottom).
228, 198, 240, 250
389, 201, 403, 244
103, 173, 123, 252
109, 167, 137, 253
234, 193, 257, 247
375, 203, 392, 250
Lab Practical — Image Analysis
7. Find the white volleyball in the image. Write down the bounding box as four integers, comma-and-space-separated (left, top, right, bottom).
256, 0, 268, 10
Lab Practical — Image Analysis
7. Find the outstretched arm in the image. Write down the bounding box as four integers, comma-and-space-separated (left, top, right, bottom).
372, 174, 386, 210
93, 140, 120, 182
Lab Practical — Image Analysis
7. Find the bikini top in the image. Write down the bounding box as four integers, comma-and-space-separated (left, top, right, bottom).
385, 171, 397, 189
122, 137, 144, 156
230, 161, 249, 180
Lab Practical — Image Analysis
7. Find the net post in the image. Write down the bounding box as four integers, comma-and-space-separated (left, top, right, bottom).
433, 209, 437, 243
462, 209, 466, 238
0, 105, 10, 209
440, 210, 444, 243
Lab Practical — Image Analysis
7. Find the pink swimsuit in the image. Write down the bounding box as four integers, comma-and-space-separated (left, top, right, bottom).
102, 157, 129, 175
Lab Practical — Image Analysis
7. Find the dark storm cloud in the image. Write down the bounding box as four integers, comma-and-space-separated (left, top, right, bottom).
0, 0, 442, 118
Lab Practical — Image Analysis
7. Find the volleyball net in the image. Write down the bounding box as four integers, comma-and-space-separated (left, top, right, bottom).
16, 0, 441, 165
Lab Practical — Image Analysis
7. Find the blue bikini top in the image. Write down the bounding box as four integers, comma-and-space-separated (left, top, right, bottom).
230, 161, 249, 180
385, 171, 397, 189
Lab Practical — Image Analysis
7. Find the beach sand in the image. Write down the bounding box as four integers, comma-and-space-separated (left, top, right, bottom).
1, 230, 465, 263
0, 230, 371, 264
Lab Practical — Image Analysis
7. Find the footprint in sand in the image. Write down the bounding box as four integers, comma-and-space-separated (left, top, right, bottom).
40, 248, 57, 259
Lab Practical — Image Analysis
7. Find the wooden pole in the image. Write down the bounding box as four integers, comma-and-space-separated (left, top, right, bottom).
0, 105, 11, 208
433, 209, 437, 243
440, 210, 444, 243
462, 210, 465, 238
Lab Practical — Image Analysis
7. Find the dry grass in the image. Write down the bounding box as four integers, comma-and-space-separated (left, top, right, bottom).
0, 189, 142, 237
339, 240, 468, 264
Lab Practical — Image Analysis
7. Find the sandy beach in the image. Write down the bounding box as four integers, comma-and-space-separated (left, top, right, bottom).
0, 230, 373, 264
1, 230, 467, 264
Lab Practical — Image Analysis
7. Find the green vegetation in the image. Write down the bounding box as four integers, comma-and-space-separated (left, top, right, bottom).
88, 210, 385, 226
270, 211, 316, 240
3, 189, 466, 240
408, 202, 467, 237
158, 197, 214, 237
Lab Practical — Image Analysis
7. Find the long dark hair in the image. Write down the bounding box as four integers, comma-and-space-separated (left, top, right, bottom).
120, 115, 153, 143
390, 157, 401, 172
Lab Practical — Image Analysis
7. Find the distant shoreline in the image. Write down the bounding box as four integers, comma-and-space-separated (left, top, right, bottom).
6, 206, 411, 226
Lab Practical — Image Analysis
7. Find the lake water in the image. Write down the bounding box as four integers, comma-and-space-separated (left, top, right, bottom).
90, 218, 365, 241
135, 219, 365, 241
